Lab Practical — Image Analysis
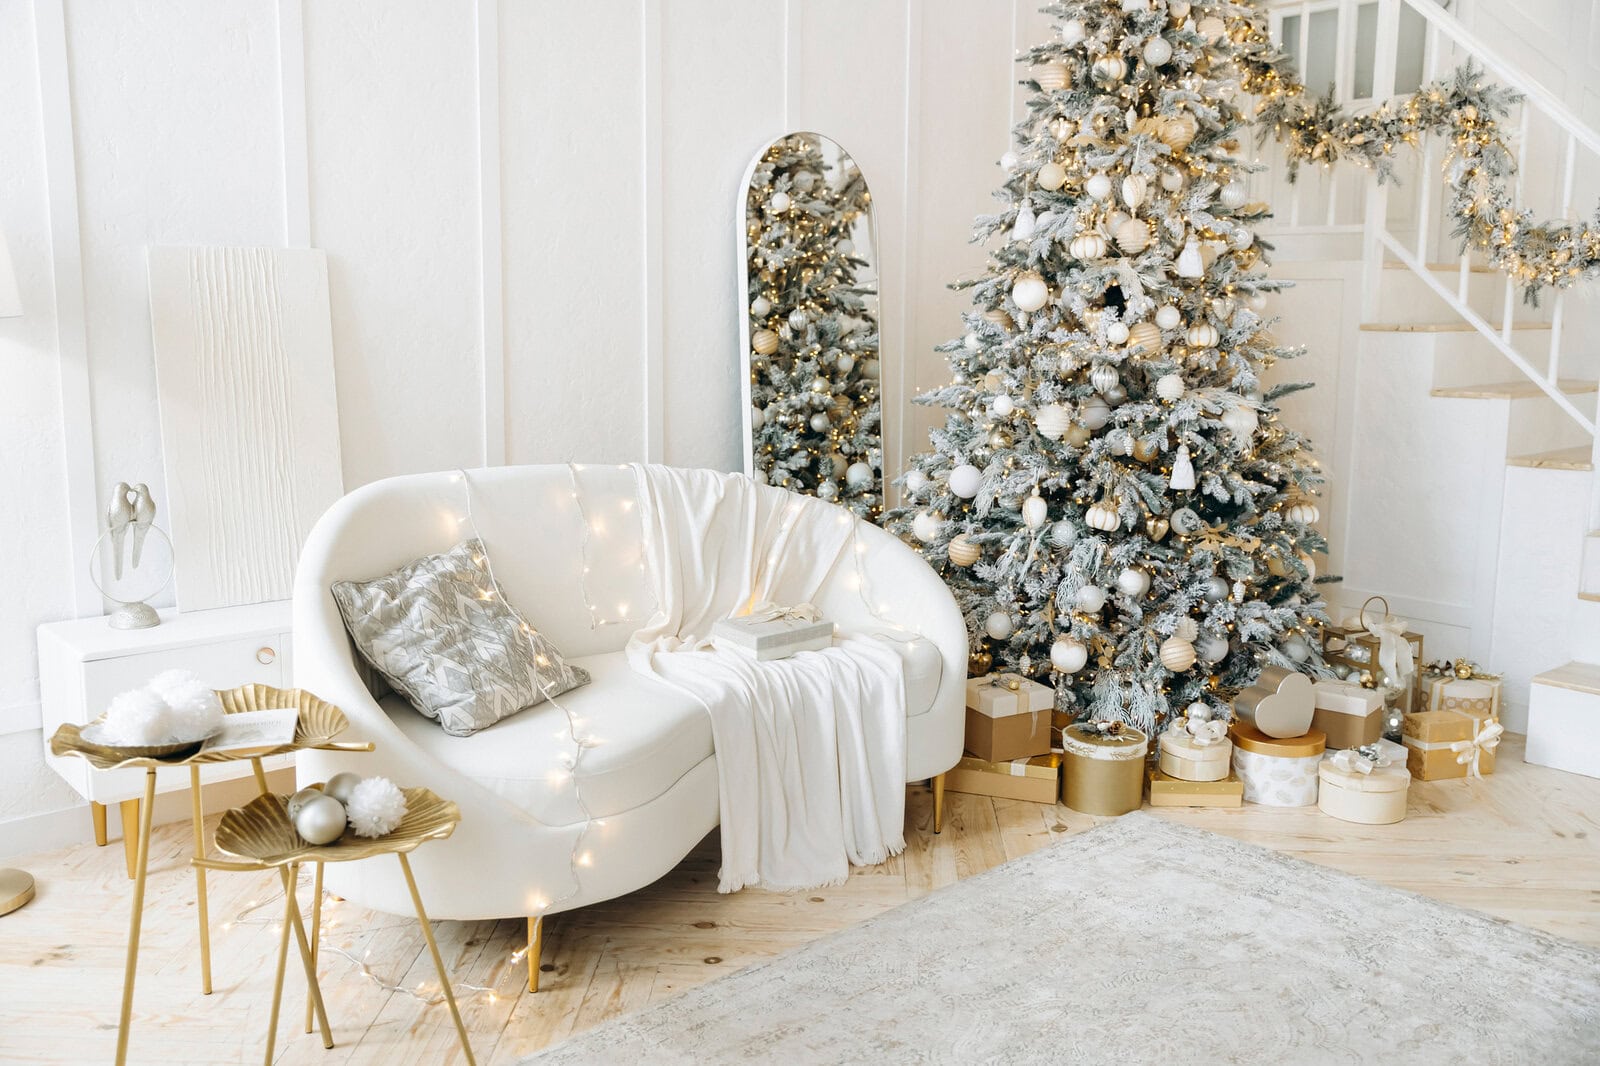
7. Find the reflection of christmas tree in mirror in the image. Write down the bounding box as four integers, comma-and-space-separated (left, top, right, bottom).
887, 0, 1333, 736
745, 133, 883, 519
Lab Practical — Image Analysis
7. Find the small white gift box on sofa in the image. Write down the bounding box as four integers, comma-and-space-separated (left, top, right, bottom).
712, 603, 834, 661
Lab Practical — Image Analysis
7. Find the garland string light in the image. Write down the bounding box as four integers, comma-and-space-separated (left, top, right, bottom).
1230, 9, 1594, 299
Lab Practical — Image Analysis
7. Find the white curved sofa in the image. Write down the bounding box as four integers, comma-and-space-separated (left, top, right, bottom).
293, 464, 966, 979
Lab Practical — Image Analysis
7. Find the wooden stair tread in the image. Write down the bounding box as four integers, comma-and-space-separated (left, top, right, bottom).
1532, 661, 1600, 695
1506, 446, 1595, 471
1362, 321, 1550, 333
1382, 259, 1497, 274
1430, 379, 1598, 399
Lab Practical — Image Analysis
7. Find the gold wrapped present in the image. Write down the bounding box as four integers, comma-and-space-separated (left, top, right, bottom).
1147, 769, 1243, 808
1402, 704, 1502, 780
1060, 721, 1148, 816
1323, 597, 1424, 713
1311, 680, 1385, 750
964, 674, 1053, 762
1421, 661, 1502, 719
946, 753, 1062, 805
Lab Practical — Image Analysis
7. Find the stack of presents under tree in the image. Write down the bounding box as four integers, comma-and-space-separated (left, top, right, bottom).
955, 596, 1505, 823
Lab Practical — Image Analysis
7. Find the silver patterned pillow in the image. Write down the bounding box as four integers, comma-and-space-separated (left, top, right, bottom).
331, 539, 589, 737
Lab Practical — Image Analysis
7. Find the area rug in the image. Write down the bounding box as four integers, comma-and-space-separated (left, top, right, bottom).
523, 813, 1600, 1064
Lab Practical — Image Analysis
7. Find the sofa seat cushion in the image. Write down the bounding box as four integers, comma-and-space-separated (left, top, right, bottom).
386, 651, 712, 826
384, 640, 944, 826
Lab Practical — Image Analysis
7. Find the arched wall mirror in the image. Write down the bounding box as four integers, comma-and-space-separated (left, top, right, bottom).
738, 132, 883, 520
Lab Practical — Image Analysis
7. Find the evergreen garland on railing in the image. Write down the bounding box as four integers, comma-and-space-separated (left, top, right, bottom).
1228, 9, 1600, 300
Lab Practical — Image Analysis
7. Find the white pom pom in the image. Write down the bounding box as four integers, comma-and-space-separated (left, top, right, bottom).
145, 669, 223, 742
346, 777, 408, 839
103, 688, 176, 745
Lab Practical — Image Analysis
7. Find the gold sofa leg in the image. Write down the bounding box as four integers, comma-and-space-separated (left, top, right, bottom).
527, 915, 543, 993
933, 773, 946, 834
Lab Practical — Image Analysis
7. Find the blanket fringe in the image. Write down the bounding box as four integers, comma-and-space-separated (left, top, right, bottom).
717, 836, 907, 894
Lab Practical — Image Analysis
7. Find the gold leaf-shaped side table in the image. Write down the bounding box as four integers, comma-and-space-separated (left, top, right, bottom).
200, 789, 471, 1066
49, 684, 373, 1066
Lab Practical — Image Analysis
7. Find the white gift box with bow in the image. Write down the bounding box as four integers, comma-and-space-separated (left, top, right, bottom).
1318, 745, 1412, 825
1158, 717, 1232, 782
712, 602, 835, 661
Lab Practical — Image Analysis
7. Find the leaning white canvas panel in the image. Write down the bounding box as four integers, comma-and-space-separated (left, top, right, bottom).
148, 246, 343, 611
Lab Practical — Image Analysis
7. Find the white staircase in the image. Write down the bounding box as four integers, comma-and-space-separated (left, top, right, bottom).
1263, 0, 1600, 774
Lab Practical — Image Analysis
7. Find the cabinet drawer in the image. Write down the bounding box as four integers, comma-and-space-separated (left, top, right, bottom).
82, 636, 287, 717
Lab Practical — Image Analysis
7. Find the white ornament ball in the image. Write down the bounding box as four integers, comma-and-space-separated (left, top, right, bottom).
1086, 173, 1113, 201
837, 239, 854, 255
1221, 406, 1259, 439
1186, 322, 1219, 349
1143, 36, 1173, 66
293, 793, 348, 846
1034, 403, 1072, 441
1074, 585, 1108, 612
1090, 365, 1119, 394
1012, 273, 1049, 313
809, 412, 831, 432
1220, 181, 1248, 209
1106, 322, 1131, 345
861, 358, 879, 379
1037, 162, 1068, 191
287, 787, 323, 820
1230, 227, 1254, 250
1022, 494, 1049, 528
1034, 61, 1070, 92
1060, 18, 1087, 46
1196, 633, 1230, 664
751, 296, 772, 317
963, 331, 981, 351
346, 776, 408, 839
948, 464, 983, 498
1202, 575, 1230, 602
1085, 500, 1119, 532
992, 394, 1015, 417
905, 469, 929, 495
984, 611, 1015, 640
325, 771, 363, 806
1069, 233, 1107, 260
769, 191, 792, 212
1159, 168, 1184, 192
837, 354, 855, 374
1187, 701, 1213, 722
1093, 54, 1126, 83
845, 462, 873, 488
817, 480, 838, 500
1000, 151, 1020, 171
1080, 396, 1112, 430
1159, 636, 1197, 672
1156, 373, 1186, 402
752, 329, 779, 355
1197, 15, 1226, 42
750, 406, 765, 430
1051, 637, 1089, 673
1050, 520, 1078, 548
1283, 637, 1311, 663
912, 511, 943, 543
1115, 217, 1150, 254
948, 534, 981, 567
1155, 304, 1182, 330
1116, 567, 1151, 598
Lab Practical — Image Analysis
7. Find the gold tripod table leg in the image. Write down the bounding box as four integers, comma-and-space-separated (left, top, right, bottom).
190, 765, 212, 995
399, 853, 474, 1065
114, 769, 157, 1066
277, 864, 334, 1050
263, 865, 296, 1066
932, 773, 946, 835
305, 861, 323, 1034
527, 916, 543, 993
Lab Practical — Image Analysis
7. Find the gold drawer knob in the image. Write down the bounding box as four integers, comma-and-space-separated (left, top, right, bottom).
257, 646, 277, 665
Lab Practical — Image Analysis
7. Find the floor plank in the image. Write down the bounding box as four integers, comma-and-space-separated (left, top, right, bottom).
1, 735, 1596, 1064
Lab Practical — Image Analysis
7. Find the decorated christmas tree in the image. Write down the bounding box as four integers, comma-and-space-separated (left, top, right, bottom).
746, 134, 884, 518
887, 0, 1331, 732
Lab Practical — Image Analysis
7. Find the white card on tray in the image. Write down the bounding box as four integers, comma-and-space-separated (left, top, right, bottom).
201, 708, 299, 755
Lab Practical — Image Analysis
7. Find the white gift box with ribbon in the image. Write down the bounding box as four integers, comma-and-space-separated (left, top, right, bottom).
1318, 745, 1411, 825
712, 602, 834, 661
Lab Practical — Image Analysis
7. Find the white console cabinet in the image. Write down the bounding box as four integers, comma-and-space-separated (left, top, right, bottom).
38, 602, 294, 868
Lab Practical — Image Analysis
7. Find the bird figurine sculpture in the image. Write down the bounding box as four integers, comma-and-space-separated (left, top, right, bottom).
129, 484, 155, 568
106, 482, 133, 580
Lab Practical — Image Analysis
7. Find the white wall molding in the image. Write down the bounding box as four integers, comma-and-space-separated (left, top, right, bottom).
476, 0, 506, 466
0, 701, 40, 739
32, 0, 100, 619
889, 0, 923, 509
642, 1, 665, 463
276, 0, 310, 248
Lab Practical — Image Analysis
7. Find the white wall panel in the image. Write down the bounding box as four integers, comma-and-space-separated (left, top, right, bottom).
658, 0, 784, 471
305, 0, 482, 487
500, 0, 646, 466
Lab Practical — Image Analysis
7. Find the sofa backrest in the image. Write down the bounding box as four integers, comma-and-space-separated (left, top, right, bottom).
296, 463, 653, 659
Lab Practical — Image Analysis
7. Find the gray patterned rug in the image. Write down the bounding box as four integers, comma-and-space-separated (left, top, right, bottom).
523, 813, 1600, 1064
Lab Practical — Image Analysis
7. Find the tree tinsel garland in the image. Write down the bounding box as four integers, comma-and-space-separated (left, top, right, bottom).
1231, 10, 1599, 301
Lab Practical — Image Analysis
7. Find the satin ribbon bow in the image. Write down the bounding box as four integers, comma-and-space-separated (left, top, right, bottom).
744, 601, 821, 624
1362, 614, 1416, 688
1165, 716, 1227, 746
1450, 720, 1505, 778
1328, 745, 1392, 775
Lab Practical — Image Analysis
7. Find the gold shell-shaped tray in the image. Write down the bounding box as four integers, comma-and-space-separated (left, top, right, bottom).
51, 684, 361, 771
213, 787, 459, 867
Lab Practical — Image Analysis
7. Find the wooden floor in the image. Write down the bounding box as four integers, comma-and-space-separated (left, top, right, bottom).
3, 734, 1598, 1065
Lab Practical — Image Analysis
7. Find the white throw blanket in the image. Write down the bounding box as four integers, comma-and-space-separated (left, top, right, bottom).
624, 465, 907, 892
